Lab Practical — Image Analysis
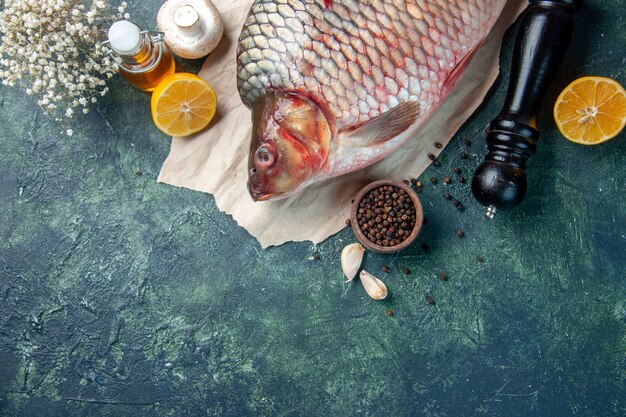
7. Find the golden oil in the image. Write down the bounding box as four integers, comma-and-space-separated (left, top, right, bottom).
107, 21, 176, 92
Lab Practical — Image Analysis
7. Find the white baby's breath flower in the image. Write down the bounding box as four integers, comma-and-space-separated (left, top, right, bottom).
0, 0, 130, 130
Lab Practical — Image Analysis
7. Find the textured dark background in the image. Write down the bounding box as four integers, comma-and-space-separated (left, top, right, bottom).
1, 1, 625, 416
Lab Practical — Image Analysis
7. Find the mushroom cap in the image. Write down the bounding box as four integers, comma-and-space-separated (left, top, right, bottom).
157, 0, 224, 59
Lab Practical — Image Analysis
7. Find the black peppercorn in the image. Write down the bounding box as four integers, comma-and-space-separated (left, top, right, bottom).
444, 192, 452, 200
428, 153, 436, 161
443, 176, 451, 184
381, 265, 390, 273
355, 185, 417, 247
453, 199, 461, 207
455, 229, 464, 238
345, 219, 351, 226
477, 256, 485, 263
464, 139, 472, 146
402, 267, 410, 275
426, 296, 435, 305
453, 167, 462, 174
460, 151, 468, 159
430, 177, 437, 184
439, 273, 447, 281
435, 142, 443, 149
458, 176, 466, 184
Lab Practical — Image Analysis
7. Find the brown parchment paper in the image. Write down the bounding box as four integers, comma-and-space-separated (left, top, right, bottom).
158, 0, 526, 248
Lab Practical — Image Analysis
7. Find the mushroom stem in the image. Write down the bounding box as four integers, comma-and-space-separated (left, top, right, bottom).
173, 5, 203, 38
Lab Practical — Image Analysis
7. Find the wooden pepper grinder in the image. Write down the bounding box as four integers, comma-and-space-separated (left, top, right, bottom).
472, 0, 583, 219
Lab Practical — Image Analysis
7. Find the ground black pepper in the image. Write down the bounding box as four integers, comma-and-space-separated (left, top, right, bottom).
433, 160, 441, 167
355, 185, 417, 248
135, 171, 142, 176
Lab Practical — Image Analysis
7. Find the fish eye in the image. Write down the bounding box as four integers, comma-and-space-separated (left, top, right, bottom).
256, 146, 275, 167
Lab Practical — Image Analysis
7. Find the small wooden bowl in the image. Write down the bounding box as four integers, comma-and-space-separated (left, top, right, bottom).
350, 180, 424, 254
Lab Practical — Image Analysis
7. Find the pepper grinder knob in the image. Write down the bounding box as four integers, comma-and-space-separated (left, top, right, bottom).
472, 0, 583, 219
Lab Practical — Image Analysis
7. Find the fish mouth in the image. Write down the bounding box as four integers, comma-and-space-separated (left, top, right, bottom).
248, 182, 275, 202
253, 193, 273, 202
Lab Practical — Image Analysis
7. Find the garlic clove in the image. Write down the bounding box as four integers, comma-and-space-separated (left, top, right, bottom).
359, 270, 388, 300
341, 243, 365, 281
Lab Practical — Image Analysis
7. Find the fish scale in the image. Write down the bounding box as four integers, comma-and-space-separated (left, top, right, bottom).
240, 0, 507, 201
238, 0, 503, 129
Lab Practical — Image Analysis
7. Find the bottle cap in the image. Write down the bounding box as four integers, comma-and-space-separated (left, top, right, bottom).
108, 20, 142, 55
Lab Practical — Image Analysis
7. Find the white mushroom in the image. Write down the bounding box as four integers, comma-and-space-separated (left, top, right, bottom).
157, 0, 224, 59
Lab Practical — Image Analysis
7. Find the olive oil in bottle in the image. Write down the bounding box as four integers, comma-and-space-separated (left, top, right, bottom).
106, 20, 175, 92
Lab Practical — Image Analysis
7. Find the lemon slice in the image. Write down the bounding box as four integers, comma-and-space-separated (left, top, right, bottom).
553, 76, 626, 145
151, 72, 217, 137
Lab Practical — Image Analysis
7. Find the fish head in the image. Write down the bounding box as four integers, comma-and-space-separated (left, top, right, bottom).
248, 91, 332, 201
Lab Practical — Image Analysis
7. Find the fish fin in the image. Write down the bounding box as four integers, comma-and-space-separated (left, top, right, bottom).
340, 101, 421, 147
443, 43, 481, 93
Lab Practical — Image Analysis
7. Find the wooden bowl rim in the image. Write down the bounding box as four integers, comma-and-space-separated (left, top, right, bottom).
350, 180, 424, 254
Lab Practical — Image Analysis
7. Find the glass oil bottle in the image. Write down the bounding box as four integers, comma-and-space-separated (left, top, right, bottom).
105, 20, 175, 92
